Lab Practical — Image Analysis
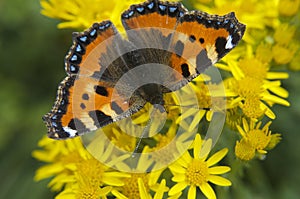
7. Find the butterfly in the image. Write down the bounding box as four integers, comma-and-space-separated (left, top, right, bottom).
43, 0, 245, 139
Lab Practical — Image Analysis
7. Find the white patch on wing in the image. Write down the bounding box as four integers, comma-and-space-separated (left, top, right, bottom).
79, 112, 98, 131
206, 44, 218, 64
225, 35, 234, 49
63, 126, 77, 137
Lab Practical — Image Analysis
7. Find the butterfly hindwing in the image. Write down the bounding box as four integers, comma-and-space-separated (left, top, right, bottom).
43, 76, 146, 139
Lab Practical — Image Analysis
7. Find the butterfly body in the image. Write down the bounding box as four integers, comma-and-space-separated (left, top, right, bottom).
43, 0, 245, 139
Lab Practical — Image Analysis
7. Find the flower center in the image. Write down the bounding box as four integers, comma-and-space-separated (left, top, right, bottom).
235, 139, 256, 161
76, 158, 105, 187
123, 174, 149, 199
239, 58, 268, 80
242, 97, 264, 118
186, 159, 209, 186
235, 77, 262, 99
196, 83, 212, 108
76, 185, 101, 199
248, 129, 271, 150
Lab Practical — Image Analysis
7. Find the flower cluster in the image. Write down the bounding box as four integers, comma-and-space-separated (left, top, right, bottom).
34, 0, 299, 198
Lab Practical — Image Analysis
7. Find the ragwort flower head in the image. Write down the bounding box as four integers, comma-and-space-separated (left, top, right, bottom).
278, 0, 300, 16
225, 50, 290, 119
33, 136, 130, 198
40, 0, 148, 30
235, 118, 281, 161
169, 134, 231, 199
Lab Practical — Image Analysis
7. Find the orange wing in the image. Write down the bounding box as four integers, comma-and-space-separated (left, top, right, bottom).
43, 76, 145, 139
44, 19, 148, 139
44, 0, 246, 139
168, 11, 245, 90
121, 0, 245, 91
64, 21, 119, 76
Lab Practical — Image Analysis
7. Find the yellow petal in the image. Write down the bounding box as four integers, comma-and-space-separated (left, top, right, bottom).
169, 164, 186, 174
189, 111, 205, 132
55, 190, 76, 199
176, 108, 199, 123
154, 180, 167, 199
262, 93, 290, 106
230, 62, 245, 80
102, 177, 125, 186
34, 164, 64, 181
267, 72, 289, 79
215, 63, 230, 71
193, 134, 202, 159
188, 185, 196, 199
206, 148, 228, 167
199, 183, 216, 199
236, 125, 246, 137
242, 117, 249, 132
169, 182, 188, 196
99, 186, 112, 195
199, 139, 212, 159
172, 174, 186, 182
208, 175, 232, 186
208, 166, 231, 174
138, 178, 150, 199
268, 86, 289, 98
260, 102, 276, 119
111, 190, 128, 199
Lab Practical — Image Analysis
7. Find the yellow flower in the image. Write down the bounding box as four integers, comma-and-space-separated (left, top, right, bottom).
235, 139, 256, 161
148, 122, 178, 165
193, 0, 280, 36
273, 23, 296, 46
169, 134, 231, 199
56, 184, 111, 199
255, 42, 273, 64
191, 78, 227, 121
226, 77, 282, 119
33, 135, 130, 197
272, 43, 298, 65
138, 179, 181, 199
173, 75, 226, 136
235, 118, 281, 160
143, 120, 198, 171
104, 123, 137, 152
32, 136, 90, 191
40, 0, 145, 30
278, 0, 300, 16
289, 51, 300, 71
225, 51, 290, 119
111, 170, 165, 199
238, 57, 268, 80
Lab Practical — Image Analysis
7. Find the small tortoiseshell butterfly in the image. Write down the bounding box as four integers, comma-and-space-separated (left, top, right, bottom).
43, 0, 245, 139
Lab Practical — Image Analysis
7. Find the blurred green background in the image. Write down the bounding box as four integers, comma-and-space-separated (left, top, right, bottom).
0, 0, 299, 198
